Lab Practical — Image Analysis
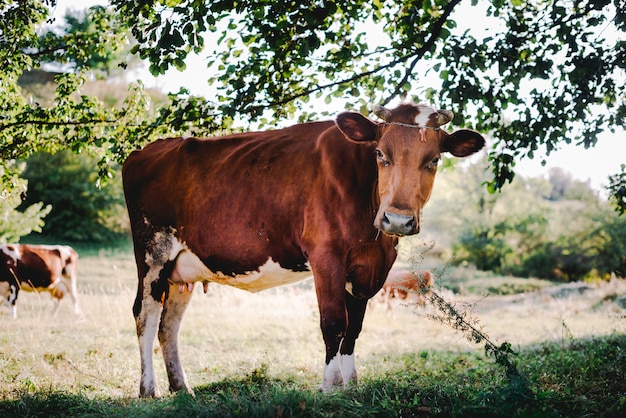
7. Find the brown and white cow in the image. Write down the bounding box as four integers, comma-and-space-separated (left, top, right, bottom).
378, 269, 435, 308
122, 103, 485, 397
0, 244, 80, 318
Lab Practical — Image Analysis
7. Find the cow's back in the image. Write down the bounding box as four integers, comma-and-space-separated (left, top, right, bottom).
123, 121, 343, 274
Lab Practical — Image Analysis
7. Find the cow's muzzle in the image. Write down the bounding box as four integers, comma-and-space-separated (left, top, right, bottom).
380, 212, 418, 236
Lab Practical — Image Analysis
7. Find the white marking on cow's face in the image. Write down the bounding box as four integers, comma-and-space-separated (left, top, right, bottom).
414, 104, 438, 126
1, 244, 21, 263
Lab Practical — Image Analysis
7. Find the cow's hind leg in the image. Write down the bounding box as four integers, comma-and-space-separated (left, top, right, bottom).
136, 269, 166, 397
159, 281, 194, 395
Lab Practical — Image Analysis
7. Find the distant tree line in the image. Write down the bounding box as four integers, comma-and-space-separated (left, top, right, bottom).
422, 159, 626, 282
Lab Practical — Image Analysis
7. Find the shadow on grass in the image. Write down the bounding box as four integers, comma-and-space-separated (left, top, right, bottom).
0, 334, 624, 417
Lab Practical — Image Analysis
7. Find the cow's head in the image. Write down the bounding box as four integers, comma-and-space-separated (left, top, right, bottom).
336, 103, 485, 236
1, 244, 20, 270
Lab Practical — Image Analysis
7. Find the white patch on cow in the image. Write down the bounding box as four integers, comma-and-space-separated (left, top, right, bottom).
54, 278, 69, 295
174, 249, 312, 292
1, 244, 21, 262
340, 353, 357, 386
345, 281, 354, 296
168, 237, 185, 262
8, 285, 17, 319
321, 350, 357, 392
56, 245, 73, 261
321, 354, 344, 392
158, 236, 312, 293
414, 104, 437, 126
138, 258, 168, 397
137, 229, 315, 395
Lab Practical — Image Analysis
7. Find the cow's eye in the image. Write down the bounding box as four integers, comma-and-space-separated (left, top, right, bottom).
427, 157, 440, 171
375, 149, 390, 166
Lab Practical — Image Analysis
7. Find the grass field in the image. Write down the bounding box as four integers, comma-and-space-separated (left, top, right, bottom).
0, 246, 625, 417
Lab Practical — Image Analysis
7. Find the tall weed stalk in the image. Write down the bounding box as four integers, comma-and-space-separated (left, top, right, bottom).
404, 243, 526, 383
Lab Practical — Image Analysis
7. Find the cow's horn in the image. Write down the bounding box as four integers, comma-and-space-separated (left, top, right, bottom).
373, 104, 392, 121
435, 109, 454, 126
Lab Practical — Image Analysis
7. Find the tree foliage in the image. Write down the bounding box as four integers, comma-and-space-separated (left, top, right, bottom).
0, 163, 51, 243
0, 0, 222, 188
113, 0, 625, 209
33, 4, 128, 77
607, 164, 626, 213
0, 0, 624, 218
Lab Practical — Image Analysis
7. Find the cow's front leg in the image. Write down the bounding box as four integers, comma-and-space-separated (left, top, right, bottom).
320, 317, 346, 391
313, 264, 351, 392
159, 281, 194, 395
339, 293, 368, 386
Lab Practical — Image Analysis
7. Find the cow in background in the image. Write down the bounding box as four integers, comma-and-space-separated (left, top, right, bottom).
0, 244, 80, 318
377, 269, 434, 309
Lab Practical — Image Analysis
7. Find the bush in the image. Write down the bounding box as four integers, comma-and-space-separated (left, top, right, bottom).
19, 150, 128, 243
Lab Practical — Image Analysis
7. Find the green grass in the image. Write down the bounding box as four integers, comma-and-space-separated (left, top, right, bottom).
1, 335, 624, 417
1, 247, 625, 417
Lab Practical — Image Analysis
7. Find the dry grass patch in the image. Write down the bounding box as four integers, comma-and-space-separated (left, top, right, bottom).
1, 249, 625, 412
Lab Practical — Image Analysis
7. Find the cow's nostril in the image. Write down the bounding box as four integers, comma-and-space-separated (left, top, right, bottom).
381, 213, 390, 228
381, 212, 416, 236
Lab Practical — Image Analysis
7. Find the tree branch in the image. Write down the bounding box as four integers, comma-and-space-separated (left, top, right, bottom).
383, 0, 463, 105
262, 0, 464, 111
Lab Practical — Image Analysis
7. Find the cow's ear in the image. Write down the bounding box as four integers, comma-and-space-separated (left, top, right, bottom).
336, 112, 380, 143
441, 129, 486, 157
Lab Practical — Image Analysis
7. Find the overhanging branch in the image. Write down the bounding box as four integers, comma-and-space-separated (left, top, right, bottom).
261, 0, 464, 111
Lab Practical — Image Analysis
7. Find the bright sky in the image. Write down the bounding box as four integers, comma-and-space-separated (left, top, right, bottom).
52, 1, 625, 193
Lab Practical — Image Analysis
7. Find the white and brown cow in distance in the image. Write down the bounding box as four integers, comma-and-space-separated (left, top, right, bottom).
122, 102, 485, 397
0, 244, 80, 318
377, 269, 435, 309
